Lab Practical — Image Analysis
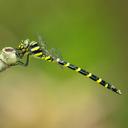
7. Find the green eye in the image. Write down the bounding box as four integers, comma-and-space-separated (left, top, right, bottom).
19, 44, 24, 49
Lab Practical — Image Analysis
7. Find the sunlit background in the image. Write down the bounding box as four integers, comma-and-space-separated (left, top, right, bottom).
0, 0, 127, 128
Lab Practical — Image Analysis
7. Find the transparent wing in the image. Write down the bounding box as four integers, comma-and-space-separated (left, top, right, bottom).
49, 48, 63, 60
37, 36, 63, 62
37, 36, 49, 55
37, 36, 47, 50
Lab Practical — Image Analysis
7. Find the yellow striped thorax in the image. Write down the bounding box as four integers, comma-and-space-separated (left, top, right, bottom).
33, 52, 43, 57
31, 46, 40, 52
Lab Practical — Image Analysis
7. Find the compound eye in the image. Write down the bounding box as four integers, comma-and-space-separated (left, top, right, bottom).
18, 43, 24, 49
23, 39, 29, 47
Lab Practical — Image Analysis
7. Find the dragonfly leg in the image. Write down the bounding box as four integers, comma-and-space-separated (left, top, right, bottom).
17, 53, 30, 67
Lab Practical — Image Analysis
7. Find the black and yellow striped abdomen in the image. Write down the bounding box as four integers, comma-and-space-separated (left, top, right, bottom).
56, 58, 122, 95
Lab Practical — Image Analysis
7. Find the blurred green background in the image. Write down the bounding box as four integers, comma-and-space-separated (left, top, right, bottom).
0, 0, 127, 128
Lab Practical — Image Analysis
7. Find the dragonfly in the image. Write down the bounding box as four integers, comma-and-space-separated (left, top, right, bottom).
0, 47, 29, 72
15, 39, 122, 95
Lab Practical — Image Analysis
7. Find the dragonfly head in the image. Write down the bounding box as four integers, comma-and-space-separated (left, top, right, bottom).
18, 39, 29, 50
16, 39, 30, 58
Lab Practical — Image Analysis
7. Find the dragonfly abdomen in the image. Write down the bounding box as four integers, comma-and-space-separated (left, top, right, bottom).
56, 58, 122, 95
